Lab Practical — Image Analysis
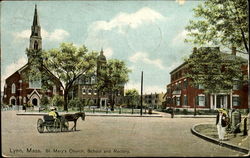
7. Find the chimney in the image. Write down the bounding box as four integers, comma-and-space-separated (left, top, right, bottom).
232, 46, 237, 56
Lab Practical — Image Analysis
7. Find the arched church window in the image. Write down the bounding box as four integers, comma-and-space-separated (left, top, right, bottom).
34, 41, 38, 50
11, 83, 16, 94
53, 85, 57, 94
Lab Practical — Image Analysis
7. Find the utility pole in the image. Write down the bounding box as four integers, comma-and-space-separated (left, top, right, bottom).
140, 71, 143, 116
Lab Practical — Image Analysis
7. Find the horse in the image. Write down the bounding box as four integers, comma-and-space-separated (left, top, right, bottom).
62, 112, 85, 131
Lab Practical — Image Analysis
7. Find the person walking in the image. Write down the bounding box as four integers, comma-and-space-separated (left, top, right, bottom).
216, 108, 228, 141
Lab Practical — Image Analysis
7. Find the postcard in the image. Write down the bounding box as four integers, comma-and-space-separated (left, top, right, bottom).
1, 0, 249, 157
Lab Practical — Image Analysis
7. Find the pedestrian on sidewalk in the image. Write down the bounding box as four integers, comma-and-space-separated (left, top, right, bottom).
216, 108, 228, 141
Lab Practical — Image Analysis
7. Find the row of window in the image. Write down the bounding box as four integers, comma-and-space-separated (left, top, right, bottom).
172, 95, 241, 107
144, 94, 160, 99
82, 88, 97, 95
82, 88, 122, 96
10, 81, 56, 94
168, 80, 189, 92
171, 69, 187, 82
78, 77, 96, 85
144, 100, 160, 104
169, 81, 241, 93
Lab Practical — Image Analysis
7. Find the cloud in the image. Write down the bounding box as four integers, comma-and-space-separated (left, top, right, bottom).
13, 29, 69, 42
129, 52, 166, 70
172, 30, 188, 45
92, 7, 165, 33
46, 29, 69, 41
13, 29, 30, 39
1, 57, 28, 91
176, 0, 186, 5
103, 47, 113, 58
125, 81, 165, 94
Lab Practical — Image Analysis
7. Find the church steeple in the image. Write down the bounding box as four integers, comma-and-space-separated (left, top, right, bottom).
32, 5, 40, 27
97, 48, 107, 78
98, 48, 106, 62
29, 5, 42, 50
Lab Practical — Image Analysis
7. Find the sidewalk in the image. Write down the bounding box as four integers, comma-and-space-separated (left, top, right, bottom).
153, 110, 216, 118
191, 123, 250, 155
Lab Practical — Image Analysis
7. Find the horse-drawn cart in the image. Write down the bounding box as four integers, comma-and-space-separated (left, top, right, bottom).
37, 115, 69, 133
37, 112, 85, 133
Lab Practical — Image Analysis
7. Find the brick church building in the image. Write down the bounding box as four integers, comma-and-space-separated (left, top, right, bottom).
3, 5, 63, 107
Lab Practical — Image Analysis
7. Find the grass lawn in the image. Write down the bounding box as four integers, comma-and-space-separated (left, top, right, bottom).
195, 124, 249, 149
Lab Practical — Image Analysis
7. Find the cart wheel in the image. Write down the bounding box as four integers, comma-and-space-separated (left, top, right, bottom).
46, 123, 54, 132
37, 118, 44, 133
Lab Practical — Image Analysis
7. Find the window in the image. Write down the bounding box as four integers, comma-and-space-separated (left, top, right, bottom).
88, 89, 92, 95
82, 87, 86, 94
232, 96, 240, 106
197, 96, 205, 106
11, 83, 16, 94
233, 83, 240, 90
198, 84, 204, 89
34, 41, 38, 50
23, 97, 26, 103
85, 78, 90, 84
176, 96, 180, 106
91, 76, 96, 84
183, 80, 188, 89
183, 95, 188, 106
29, 77, 41, 89
53, 85, 57, 94
177, 82, 181, 90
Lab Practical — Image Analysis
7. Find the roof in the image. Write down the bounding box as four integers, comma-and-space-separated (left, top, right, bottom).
170, 61, 187, 74
169, 47, 248, 75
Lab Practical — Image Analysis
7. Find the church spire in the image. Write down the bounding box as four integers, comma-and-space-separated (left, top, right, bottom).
29, 5, 42, 50
30, 5, 41, 38
100, 48, 104, 55
32, 5, 40, 26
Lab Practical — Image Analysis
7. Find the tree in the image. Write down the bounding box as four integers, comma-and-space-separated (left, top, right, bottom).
40, 95, 50, 108
185, 0, 248, 54
51, 95, 64, 108
98, 59, 131, 110
42, 43, 98, 111
125, 89, 140, 108
185, 47, 247, 94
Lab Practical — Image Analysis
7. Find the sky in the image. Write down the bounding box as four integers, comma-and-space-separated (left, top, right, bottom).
1, 0, 203, 94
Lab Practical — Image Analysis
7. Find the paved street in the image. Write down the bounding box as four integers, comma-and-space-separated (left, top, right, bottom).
1, 111, 245, 157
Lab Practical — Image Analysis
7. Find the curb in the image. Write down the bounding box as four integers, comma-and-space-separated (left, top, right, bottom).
176, 115, 216, 118
191, 124, 249, 155
16, 112, 162, 118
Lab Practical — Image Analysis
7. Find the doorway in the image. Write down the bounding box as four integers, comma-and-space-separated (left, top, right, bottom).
32, 98, 38, 106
